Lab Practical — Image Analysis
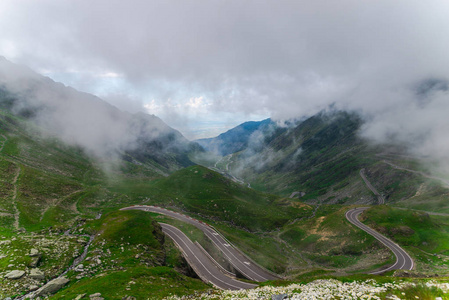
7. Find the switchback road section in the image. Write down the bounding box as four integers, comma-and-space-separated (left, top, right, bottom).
345, 207, 414, 274
160, 223, 257, 290
121, 205, 279, 282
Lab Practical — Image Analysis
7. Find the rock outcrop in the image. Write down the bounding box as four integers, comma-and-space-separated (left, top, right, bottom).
29, 248, 40, 256
33, 276, 69, 297
29, 268, 45, 280
4, 270, 25, 279
89, 292, 104, 300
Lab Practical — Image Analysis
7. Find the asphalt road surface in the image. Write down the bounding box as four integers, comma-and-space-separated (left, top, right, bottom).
360, 169, 385, 205
122, 205, 279, 281
160, 223, 257, 290
345, 207, 414, 274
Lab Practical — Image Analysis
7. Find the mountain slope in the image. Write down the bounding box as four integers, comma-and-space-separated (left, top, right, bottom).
1, 59, 448, 298
0, 57, 199, 175
207, 111, 367, 196
213, 111, 449, 212
109, 165, 312, 232
195, 118, 279, 156
0, 57, 205, 232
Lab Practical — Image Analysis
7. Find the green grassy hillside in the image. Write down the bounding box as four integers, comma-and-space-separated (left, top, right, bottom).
207, 111, 449, 215
0, 209, 209, 299
0, 110, 120, 233
0, 106, 201, 233
362, 206, 449, 275
225, 112, 368, 197
1, 102, 449, 298
279, 205, 393, 272
50, 210, 210, 299
1, 58, 449, 298
110, 165, 313, 232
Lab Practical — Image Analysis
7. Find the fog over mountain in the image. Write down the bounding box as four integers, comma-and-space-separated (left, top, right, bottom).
1, 1, 449, 172
0, 57, 194, 171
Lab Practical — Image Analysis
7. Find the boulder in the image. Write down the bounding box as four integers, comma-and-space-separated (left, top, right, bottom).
74, 264, 84, 272
29, 248, 40, 257
89, 293, 104, 300
272, 294, 288, 300
29, 268, 45, 280
74, 294, 86, 300
29, 284, 39, 291
34, 276, 69, 297
29, 255, 41, 268
4, 270, 25, 279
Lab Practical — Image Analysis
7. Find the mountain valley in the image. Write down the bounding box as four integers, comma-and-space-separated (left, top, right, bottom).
0, 59, 448, 299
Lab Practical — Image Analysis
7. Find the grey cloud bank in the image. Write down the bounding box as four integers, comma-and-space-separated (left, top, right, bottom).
1, 1, 449, 168
0, 57, 188, 164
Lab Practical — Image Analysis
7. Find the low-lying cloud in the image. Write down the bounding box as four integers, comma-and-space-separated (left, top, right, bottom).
0, 57, 182, 162
1, 1, 449, 172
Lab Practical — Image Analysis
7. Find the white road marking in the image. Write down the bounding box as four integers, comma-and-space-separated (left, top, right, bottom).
345, 207, 414, 274
161, 224, 256, 290
125, 205, 274, 281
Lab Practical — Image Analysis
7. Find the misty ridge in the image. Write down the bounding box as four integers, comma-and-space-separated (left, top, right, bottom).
2, 1, 449, 179
0, 56, 196, 172
1, 56, 449, 179
195, 118, 277, 156
199, 98, 449, 183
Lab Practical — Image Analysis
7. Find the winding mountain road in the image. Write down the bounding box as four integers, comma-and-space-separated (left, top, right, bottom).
160, 223, 257, 290
360, 168, 384, 205
121, 205, 279, 282
212, 155, 249, 187
124, 203, 414, 282
345, 207, 414, 274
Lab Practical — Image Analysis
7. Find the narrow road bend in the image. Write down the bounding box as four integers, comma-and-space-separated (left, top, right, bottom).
121, 205, 279, 282
160, 223, 257, 290
345, 207, 414, 274
360, 168, 385, 205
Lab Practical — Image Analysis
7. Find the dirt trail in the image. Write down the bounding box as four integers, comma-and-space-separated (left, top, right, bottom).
39, 189, 83, 221
360, 169, 385, 205
0, 134, 7, 152
12, 165, 21, 230
1, 135, 22, 227
382, 160, 449, 187
70, 199, 81, 215
393, 206, 449, 217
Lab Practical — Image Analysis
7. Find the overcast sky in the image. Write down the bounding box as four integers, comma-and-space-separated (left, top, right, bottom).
1, 1, 449, 150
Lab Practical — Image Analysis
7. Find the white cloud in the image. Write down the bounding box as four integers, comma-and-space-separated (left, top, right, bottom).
98, 72, 122, 78
0, 39, 18, 59
1, 0, 449, 162
186, 97, 209, 109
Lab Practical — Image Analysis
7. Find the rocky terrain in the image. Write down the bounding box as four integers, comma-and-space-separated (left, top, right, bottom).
0, 232, 86, 297
165, 278, 449, 300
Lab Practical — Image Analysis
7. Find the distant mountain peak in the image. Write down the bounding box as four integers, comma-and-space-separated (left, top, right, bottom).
195, 118, 276, 156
